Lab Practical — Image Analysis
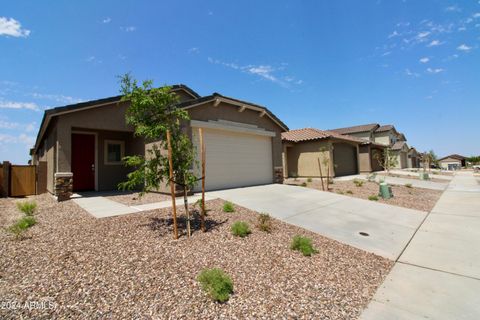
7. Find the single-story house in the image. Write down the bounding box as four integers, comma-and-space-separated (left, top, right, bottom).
391, 141, 409, 169
407, 147, 420, 168
438, 154, 466, 171
281, 128, 384, 178
31, 85, 288, 198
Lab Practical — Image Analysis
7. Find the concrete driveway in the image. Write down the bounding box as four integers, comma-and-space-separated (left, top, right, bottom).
209, 184, 426, 260
361, 172, 480, 319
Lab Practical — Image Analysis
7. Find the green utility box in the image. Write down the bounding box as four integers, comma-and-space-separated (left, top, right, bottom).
379, 182, 393, 199
419, 172, 430, 180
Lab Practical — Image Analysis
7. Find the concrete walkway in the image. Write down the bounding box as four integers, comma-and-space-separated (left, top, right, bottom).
73, 193, 213, 218
209, 184, 426, 260
361, 172, 480, 319
334, 173, 448, 191
389, 169, 453, 181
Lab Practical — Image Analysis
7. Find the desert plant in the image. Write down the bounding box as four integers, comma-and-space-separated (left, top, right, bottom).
8, 216, 37, 240
368, 195, 379, 201
346, 190, 353, 194
405, 183, 413, 188
231, 221, 251, 237
307, 178, 312, 183
301, 182, 307, 187
16, 201, 37, 216
337, 190, 344, 195
353, 179, 364, 187
290, 235, 317, 256
223, 201, 235, 213
374, 147, 398, 174
257, 213, 272, 233
197, 268, 234, 302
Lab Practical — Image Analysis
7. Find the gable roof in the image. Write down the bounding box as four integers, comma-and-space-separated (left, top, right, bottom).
330, 123, 380, 135
375, 124, 394, 133
281, 128, 365, 144
391, 141, 408, 151
176, 92, 289, 132
439, 154, 466, 161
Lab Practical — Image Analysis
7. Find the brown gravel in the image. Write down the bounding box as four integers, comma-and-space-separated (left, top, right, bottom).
0, 194, 392, 319
287, 179, 442, 212
104, 191, 170, 206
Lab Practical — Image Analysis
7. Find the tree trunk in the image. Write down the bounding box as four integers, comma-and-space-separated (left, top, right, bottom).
183, 181, 191, 238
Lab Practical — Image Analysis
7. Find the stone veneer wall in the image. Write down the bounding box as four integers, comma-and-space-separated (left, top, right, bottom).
54, 172, 73, 201
274, 166, 284, 184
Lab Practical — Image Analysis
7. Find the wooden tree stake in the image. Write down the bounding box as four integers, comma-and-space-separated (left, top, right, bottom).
166, 130, 178, 240
199, 128, 206, 232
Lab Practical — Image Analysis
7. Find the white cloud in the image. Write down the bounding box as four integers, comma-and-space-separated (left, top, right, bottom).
188, 47, 200, 54
0, 133, 35, 146
388, 30, 400, 38
0, 119, 36, 132
208, 57, 302, 87
381, 51, 392, 56
457, 44, 472, 51
427, 67, 444, 74
458, 26, 467, 31
0, 100, 39, 111
419, 57, 430, 63
473, 13, 480, 18
445, 5, 461, 12
417, 31, 430, 39
405, 69, 420, 77
121, 26, 136, 32
102, 17, 111, 24
86, 56, 102, 64
0, 120, 19, 129
427, 40, 442, 47
0, 17, 30, 37
30, 92, 82, 104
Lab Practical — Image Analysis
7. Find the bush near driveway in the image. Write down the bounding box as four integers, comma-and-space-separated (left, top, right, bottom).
197, 268, 234, 302
291, 235, 318, 256
256, 213, 272, 233
16, 201, 37, 216
231, 221, 251, 237
223, 201, 235, 212
8, 216, 36, 239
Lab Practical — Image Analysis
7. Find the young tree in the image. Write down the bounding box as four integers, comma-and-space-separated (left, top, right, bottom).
118, 74, 198, 238
374, 147, 398, 174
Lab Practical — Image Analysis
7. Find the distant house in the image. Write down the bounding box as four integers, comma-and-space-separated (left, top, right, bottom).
438, 154, 466, 171
407, 147, 420, 168
330, 123, 412, 169
281, 128, 384, 178
31, 85, 288, 197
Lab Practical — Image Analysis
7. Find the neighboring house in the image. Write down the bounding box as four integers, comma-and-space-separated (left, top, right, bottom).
438, 154, 466, 171
407, 147, 420, 168
281, 128, 384, 178
331, 123, 411, 169
31, 85, 288, 197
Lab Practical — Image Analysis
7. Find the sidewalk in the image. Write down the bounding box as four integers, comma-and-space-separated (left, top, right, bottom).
361, 172, 480, 319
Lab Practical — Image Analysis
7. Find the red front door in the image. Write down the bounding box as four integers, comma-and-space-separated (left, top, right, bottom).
72, 133, 95, 191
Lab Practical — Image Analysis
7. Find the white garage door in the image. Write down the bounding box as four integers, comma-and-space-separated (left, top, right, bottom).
192, 127, 273, 191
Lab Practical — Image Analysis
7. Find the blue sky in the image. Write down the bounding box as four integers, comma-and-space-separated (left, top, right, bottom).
1, 0, 479, 163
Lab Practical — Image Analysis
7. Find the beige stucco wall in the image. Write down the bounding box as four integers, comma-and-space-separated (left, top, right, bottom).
347, 131, 372, 141
285, 140, 333, 177
374, 131, 393, 146
439, 158, 462, 170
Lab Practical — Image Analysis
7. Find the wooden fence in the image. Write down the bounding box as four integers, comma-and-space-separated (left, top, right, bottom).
1, 161, 47, 197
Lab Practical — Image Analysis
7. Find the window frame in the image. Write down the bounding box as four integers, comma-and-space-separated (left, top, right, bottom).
104, 140, 125, 165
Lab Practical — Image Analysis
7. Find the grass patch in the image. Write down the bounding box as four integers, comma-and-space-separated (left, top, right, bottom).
257, 213, 272, 233
222, 201, 235, 213
231, 221, 251, 238
16, 201, 37, 216
368, 195, 379, 201
353, 179, 364, 187
8, 216, 37, 239
346, 190, 353, 194
290, 235, 317, 256
197, 268, 234, 302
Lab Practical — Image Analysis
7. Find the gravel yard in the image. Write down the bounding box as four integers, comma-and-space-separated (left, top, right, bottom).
287, 179, 442, 212
376, 173, 448, 184
104, 191, 171, 206
0, 194, 392, 319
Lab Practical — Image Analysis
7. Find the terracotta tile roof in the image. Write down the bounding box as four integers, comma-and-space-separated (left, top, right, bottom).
330, 123, 379, 134
375, 125, 394, 132
281, 128, 364, 144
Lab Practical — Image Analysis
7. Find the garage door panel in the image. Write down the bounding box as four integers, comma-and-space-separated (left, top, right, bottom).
333, 143, 358, 177
193, 128, 273, 191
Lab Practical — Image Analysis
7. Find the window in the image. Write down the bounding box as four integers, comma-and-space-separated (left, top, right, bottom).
104, 140, 124, 165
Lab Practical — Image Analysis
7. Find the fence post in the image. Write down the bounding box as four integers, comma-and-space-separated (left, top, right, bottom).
1, 161, 11, 197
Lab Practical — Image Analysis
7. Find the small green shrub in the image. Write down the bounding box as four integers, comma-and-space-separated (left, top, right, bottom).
405, 183, 413, 188
368, 195, 379, 201
8, 216, 37, 239
346, 190, 353, 194
16, 201, 37, 216
197, 268, 234, 302
257, 213, 272, 233
353, 179, 364, 187
307, 178, 312, 183
231, 221, 251, 237
301, 182, 307, 187
290, 235, 317, 256
222, 201, 235, 213
337, 190, 344, 195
